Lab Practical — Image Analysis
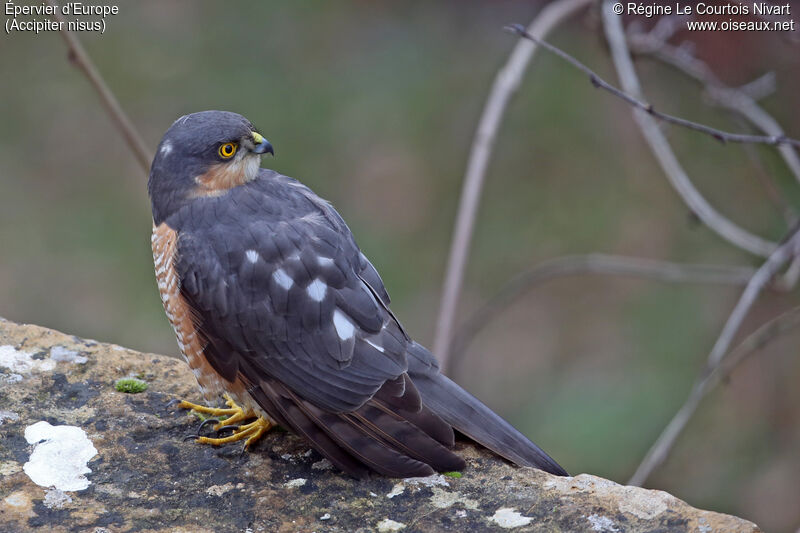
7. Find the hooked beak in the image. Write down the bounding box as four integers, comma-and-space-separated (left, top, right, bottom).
251, 131, 274, 156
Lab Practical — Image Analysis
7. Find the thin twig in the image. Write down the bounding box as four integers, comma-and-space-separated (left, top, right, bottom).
595, 5, 779, 258
629, 306, 800, 489
705, 228, 800, 369
629, 227, 800, 486
507, 23, 800, 150
449, 254, 759, 368
644, 13, 690, 44
432, 0, 593, 372
46, 0, 152, 172
738, 127, 797, 224
735, 72, 776, 102
715, 306, 800, 383
627, 30, 800, 187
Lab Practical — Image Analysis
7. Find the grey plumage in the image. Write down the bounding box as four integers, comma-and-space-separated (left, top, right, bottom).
148, 110, 567, 478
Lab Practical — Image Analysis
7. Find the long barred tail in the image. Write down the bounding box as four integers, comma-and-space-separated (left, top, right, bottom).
407, 343, 569, 477
242, 341, 567, 478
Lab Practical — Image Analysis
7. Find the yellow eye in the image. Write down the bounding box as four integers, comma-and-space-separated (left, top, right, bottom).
218, 142, 237, 159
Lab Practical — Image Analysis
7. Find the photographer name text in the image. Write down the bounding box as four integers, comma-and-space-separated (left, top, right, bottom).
611, 2, 795, 31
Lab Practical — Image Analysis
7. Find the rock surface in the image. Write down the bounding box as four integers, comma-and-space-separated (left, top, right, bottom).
0, 318, 760, 532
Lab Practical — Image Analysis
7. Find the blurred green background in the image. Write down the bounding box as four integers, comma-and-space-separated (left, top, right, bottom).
2, 1, 799, 530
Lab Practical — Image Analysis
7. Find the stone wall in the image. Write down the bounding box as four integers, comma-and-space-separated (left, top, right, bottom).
0, 318, 760, 532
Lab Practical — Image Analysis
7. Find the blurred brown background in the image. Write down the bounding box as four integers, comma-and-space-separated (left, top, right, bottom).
2, 1, 799, 530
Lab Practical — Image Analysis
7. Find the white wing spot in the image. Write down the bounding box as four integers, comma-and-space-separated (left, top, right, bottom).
333, 309, 355, 340
306, 279, 327, 302
245, 250, 259, 263
317, 256, 334, 267
160, 141, 172, 157
272, 268, 294, 290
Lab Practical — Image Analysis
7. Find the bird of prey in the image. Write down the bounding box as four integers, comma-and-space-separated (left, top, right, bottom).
148, 110, 567, 478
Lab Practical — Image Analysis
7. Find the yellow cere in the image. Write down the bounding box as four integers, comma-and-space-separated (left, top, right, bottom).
252, 132, 264, 145
219, 142, 237, 159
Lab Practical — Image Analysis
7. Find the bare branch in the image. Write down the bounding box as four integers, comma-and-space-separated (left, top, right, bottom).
738, 131, 797, 223
591, 5, 780, 257
507, 23, 800, 150
646, 14, 691, 43
432, 0, 593, 372
734, 72, 776, 102
716, 306, 800, 379
627, 31, 800, 187
449, 254, 759, 367
628, 307, 800, 489
629, 227, 800, 486
46, 0, 152, 172
705, 230, 800, 369
776, 254, 800, 290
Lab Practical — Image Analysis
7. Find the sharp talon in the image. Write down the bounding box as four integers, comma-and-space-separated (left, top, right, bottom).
239, 441, 248, 458
197, 417, 220, 434
177, 395, 274, 450
166, 399, 182, 408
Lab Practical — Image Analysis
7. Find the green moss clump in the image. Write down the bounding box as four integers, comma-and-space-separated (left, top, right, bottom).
442, 471, 462, 478
114, 377, 148, 394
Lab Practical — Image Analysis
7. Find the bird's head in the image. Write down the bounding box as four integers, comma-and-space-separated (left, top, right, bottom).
148, 110, 273, 224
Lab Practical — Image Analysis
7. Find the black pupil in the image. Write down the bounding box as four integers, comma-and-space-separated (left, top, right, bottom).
223, 144, 232, 155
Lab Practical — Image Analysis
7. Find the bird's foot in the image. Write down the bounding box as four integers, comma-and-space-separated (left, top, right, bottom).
179, 394, 273, 449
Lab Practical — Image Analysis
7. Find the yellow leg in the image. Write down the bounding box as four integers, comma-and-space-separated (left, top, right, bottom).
196, 418, 273, 449
179, 393, 273, 449
179, 394, 253, 427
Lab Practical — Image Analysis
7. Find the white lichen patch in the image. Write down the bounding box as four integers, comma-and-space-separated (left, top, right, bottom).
0, 373, 23, 384
617, 486, 671, 519
284, 478, 307, 488
44, 489, 73, 509
403, 473, 450, 488
586, 514, 620, 532
319, 513, 331, 521
0, 410, 19, 425
23, 421, 98, 491
386, 483, 405, 498
430, 487, 479, 510
490, 508, 533, 529
377, 518, 407, 531
0, 345, 55, 373
50, 346, 88, 364
3, 491, 30, 508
